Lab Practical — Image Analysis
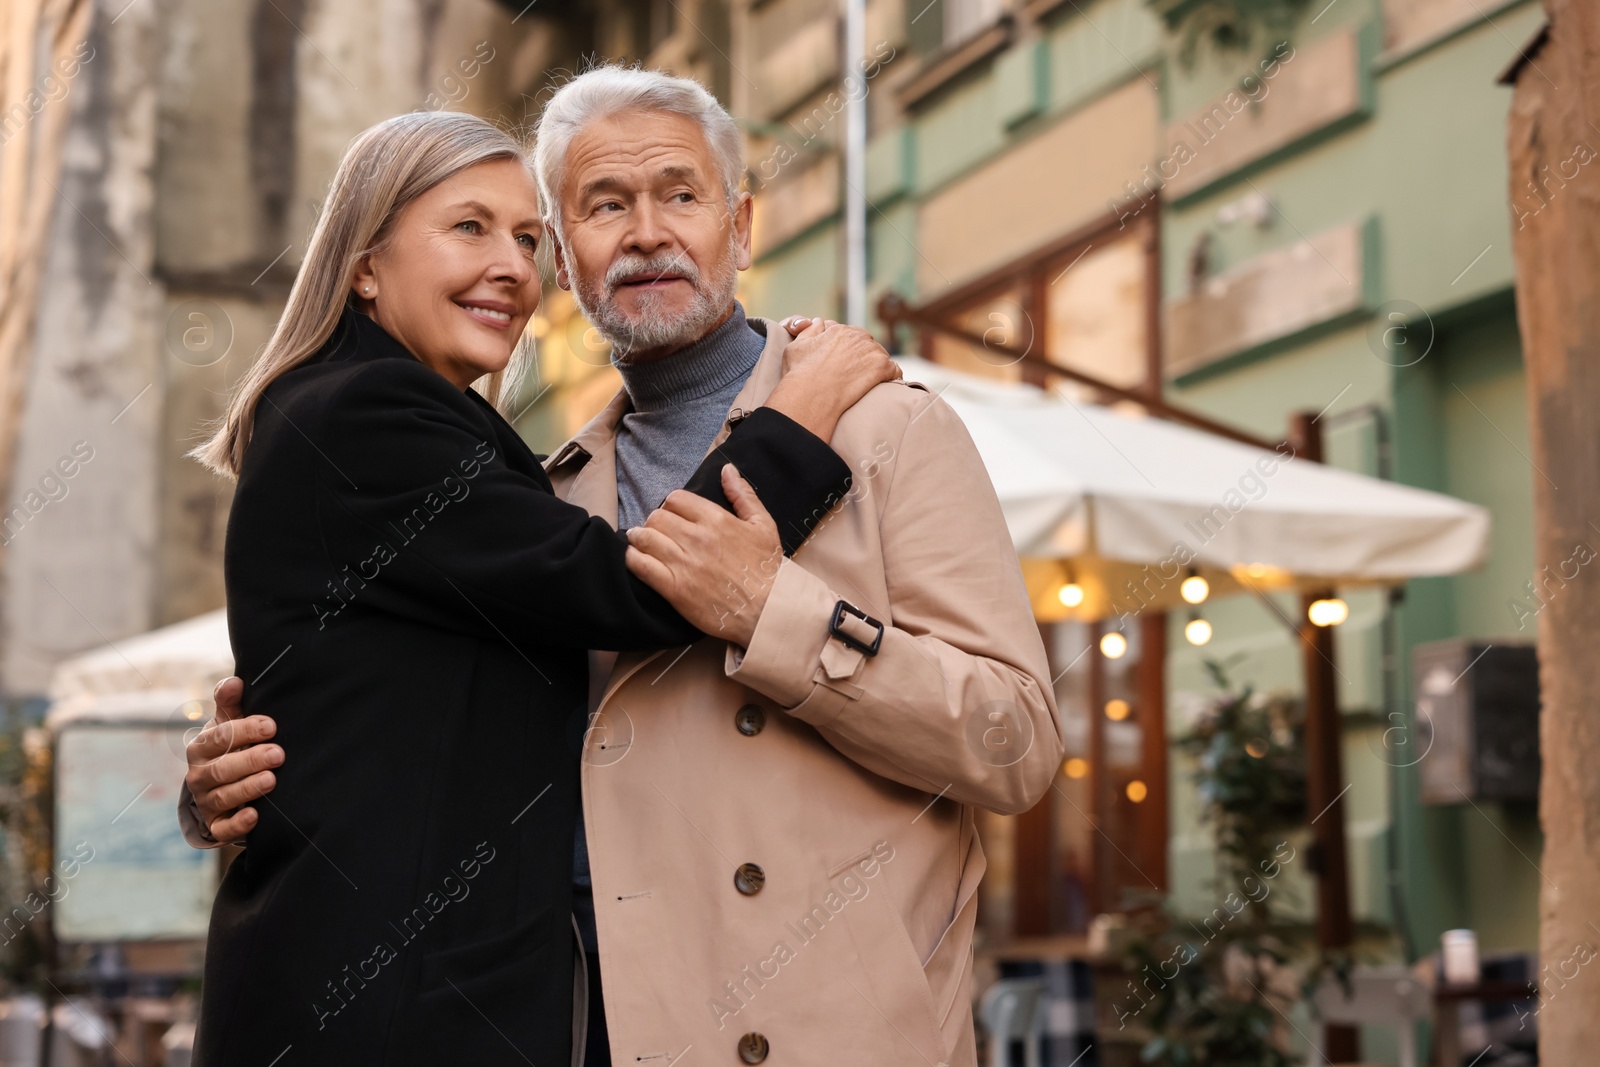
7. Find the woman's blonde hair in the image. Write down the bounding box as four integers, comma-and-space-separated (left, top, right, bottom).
194, 111, 534, 478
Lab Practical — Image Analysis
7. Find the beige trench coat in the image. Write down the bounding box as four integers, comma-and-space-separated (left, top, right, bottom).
549, 319, 1064, 1067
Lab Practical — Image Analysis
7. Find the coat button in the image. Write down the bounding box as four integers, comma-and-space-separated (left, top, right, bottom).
733, 863, 765, 895
735, 704, 766, 736
737, 1032, 769, 1063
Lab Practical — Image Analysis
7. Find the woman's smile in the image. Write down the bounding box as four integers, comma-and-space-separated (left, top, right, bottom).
455, 298, 518, 329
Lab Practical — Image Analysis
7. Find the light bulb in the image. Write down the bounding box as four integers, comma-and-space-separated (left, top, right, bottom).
1308, 598, 1349, 627
1058, 582, 1085, 608
1064, 757, 1089, 779
1100, 632, 1128, 659
1185, 617, 1213, 645
1181, 575, 1210, 604
1126, 780, 1148, 803
1105, 699, 1130, 721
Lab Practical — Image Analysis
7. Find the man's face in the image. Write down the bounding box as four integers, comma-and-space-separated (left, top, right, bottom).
552, 108, 752, 361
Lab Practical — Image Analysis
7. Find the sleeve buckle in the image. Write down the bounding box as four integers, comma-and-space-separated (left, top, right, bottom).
829, 599, 884, 657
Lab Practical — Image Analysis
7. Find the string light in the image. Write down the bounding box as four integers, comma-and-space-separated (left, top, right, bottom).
1308, 598, 1349, 627
1105, 699, 1130, 721
1100, 631, 1128, 659
1180, 569, 1210, 604
1064, 758, 1089, 779
1126, 780, 1148, 803
1184, 613, 1212, 645
1058, 564, 1084, 608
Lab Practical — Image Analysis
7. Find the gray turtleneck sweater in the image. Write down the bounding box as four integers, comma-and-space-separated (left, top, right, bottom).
573, 302, 767, 974
612, 302, 768, 530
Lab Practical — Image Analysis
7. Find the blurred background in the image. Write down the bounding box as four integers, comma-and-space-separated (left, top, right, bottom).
0, 0, 1577, 1063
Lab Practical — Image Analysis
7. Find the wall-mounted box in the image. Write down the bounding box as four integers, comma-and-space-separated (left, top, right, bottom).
1414, 639, 1540, 805
1163, 217, 1376, 379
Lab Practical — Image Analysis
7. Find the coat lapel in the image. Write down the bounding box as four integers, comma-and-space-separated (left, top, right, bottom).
712, 317, 787, 449
544, 316, 790, 520
544, 317, 791, 700
543, 390, 628, 527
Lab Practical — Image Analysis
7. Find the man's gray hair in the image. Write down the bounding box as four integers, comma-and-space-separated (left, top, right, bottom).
533, 64, 745, 237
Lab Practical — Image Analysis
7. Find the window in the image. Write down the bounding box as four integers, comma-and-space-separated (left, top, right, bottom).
913, 211, 1158, 404
915, 208, 1168, 942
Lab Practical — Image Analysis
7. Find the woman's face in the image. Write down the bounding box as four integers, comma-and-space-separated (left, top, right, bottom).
354, 158, 541, 389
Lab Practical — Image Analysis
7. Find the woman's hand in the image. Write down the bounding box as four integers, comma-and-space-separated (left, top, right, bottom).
624, 465, 783, 648
764, 318, 901, 442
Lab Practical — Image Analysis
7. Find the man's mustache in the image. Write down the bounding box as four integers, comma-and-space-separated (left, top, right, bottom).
604, 252, 702, 295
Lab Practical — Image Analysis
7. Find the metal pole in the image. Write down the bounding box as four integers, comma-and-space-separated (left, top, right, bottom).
843, 0, 867, 326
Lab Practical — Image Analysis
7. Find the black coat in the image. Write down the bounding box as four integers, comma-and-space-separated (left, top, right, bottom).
195, 308, 850, 1066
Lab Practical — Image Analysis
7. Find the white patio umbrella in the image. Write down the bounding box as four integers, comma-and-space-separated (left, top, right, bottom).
47, 608, 231, 724
896, 356, 1491, 620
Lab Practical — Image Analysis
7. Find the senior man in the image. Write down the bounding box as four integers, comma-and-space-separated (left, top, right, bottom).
182, 65, 1063, 1067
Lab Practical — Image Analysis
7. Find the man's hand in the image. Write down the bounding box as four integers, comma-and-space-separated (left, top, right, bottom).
624, 464, 782, 647
186, 676, 282, 844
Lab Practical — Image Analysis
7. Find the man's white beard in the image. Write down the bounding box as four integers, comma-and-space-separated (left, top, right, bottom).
574, 242, 740, 360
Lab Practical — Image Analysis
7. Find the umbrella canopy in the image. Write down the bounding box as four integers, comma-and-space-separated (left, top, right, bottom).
48, 608, 231, 723
897, 357, 1491, 620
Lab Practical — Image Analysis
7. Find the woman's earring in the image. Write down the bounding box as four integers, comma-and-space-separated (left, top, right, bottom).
363, 286, 372, 295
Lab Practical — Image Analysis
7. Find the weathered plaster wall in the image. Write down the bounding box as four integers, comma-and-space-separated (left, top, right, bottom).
3, 0, 163, 695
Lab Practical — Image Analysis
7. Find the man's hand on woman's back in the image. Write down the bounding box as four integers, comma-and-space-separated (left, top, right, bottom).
185, 676, 281, 845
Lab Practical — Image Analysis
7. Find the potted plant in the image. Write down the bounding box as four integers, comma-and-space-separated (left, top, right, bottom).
1109, 662, 1314, 1066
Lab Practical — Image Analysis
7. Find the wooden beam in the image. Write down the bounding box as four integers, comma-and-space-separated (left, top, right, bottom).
1087, 619, 1108, 916
1137, 612, 1169, 893
1013, 619, 1059, 935
1290, 411, 1358, 1062
1142, 209, 1164, 400
879, 290, 1281, 451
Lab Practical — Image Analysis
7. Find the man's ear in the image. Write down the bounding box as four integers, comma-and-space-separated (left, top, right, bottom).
732, 192, 754, 272
547, 220, 571, 291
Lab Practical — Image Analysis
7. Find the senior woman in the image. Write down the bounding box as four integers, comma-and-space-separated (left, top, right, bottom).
188, 111, 893, 1066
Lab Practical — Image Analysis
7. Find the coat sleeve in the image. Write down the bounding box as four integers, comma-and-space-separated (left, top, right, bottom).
310, 359, 851, 653
685, 407, 853, 557
177, 790, 220, 849
723, 392, 1065, 815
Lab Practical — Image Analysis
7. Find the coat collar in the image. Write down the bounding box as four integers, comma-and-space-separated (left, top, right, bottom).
321, 305, 516, 424
320, 305, 423, 366
544, 316, 790, 521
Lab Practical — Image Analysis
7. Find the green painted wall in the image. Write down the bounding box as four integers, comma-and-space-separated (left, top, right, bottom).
1159, 4, 1543, 332
743, 223, 843, 321
1158, 2, 1544, 959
